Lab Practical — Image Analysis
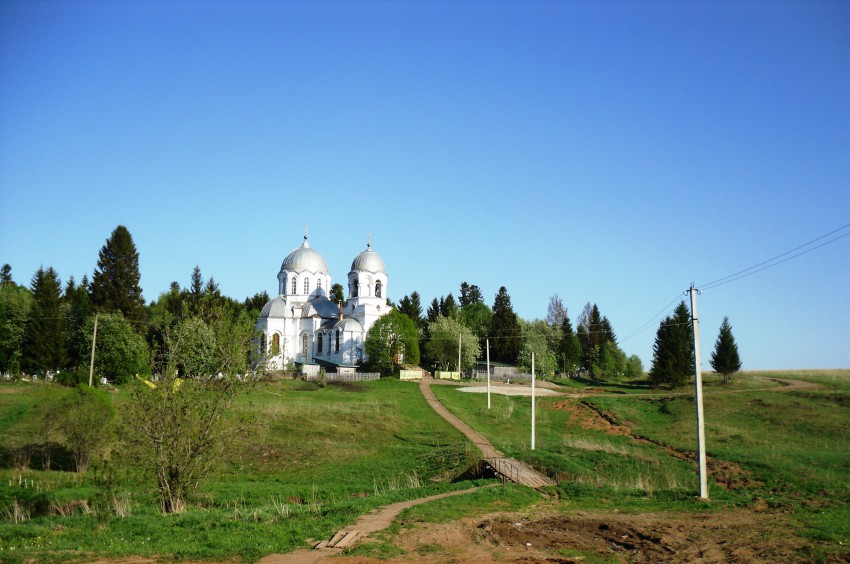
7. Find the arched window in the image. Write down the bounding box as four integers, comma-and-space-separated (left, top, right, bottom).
302, 334, 308, 356
352, 282, 359, 297
335, 330, 340, 353
260, 333, 266, 355
291, 277, 297, 295
317, 278, 322, 291
317, 333, 323, 353
375, 280, 382, 298
304, 278, 310, 294
272, 334, 280, 356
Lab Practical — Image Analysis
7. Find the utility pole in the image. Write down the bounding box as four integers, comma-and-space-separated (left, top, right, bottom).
531, 351, 536, 450
486, 338, 491, 409
457, 333, 462, 379
88, 313, 98, 387
689, 285, 708, 499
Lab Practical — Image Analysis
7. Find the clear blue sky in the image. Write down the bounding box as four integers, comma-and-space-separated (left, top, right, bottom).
2, 1, 848, 370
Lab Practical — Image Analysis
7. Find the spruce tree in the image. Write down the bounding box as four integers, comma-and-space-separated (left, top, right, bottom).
398, 291, 423, 328
649, 301, 694, 387
1, 264, 12, 285
426, 298, 440, 323
64, 275, 93, 368
90, 225, 146, 329
558, 313, 582, 376
489, 286, 521, 364
330, 283, 345, 305
23, 267, 70, 372
710, 316, 742, 384
441, 293, 459, 319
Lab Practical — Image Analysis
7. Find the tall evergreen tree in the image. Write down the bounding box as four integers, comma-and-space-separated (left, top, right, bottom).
90, 225, 146, 328
459, 282, 483, 307
441, 293, 459, 319
489, 286, 521, 364
329, 283, 345, 305
64, 275, 93, 368
23, 267, 70, 372
649, 301, 694, 387
426, 297, 440, 323
710, 316, 742, 385
244, 290, 270, 314
558, 313, 582, 376
398, 291, 423, 328
1, 264, 12, 285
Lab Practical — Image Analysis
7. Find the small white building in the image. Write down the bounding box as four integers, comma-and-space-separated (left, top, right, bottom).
256, 235, 389, 373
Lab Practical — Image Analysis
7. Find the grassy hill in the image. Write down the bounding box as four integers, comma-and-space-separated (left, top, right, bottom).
1, 371, 848, 561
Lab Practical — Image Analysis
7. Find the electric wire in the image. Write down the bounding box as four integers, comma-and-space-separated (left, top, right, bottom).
698, 222, 850, 291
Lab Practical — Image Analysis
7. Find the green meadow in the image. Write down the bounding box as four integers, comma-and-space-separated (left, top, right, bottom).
1, 370, 849, 561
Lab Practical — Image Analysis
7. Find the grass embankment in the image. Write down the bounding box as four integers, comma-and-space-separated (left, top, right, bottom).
0, 378, 498, 562
431, 370, 850, 558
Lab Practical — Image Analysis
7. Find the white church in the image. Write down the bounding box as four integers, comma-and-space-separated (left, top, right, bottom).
256, 234, 390, 373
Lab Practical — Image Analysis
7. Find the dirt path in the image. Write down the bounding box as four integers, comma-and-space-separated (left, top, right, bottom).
257, 486, 487, 564
419, 376, 503, 459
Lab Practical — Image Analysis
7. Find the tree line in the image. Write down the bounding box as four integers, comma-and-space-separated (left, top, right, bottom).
0, 226, 267, 384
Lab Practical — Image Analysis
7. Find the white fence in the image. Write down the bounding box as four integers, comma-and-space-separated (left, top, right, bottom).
471, 371, 533, 383
303, 372, 381, 382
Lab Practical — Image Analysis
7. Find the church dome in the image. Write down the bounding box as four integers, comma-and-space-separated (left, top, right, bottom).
350, 243, 386, 274
281, 236, 329, 274
259, 295, 288, 318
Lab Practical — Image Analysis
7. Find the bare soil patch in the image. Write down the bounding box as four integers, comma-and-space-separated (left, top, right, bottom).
295, 506, 818, 563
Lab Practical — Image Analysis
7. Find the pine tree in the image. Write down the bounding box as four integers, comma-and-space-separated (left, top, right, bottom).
90, 225, 146, 329
330, 283, 345, 305
1, 264, 12, 286
398, 291, 423, 328
558, 313, 582, 376
710, 316, 742, 385
23, 267, 70, 373
426, 298, 440, 323
489, 286, 521, 364
441, 293, 459, 319
649, 301, 694, 387
64, 275, 93, 367
459, 282, 483, 307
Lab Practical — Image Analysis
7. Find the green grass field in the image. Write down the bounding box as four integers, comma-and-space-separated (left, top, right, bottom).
1, 370, 848, 561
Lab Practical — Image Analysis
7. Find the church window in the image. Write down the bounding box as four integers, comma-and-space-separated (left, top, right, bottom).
272, 334, 280, 356
302, 334, 308, 356
335, 330, 340, 353
318, 333, 323, 353
304, 278, 310, 294
352, 282, 359, 297
260, 333, 266, 355
291, 277, 297, 295
375, 280, 382, 298
317, 278, 322, 291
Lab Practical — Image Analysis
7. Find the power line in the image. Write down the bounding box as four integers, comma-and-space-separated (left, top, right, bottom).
620, 294, 684, 343
698, 222, 850, 291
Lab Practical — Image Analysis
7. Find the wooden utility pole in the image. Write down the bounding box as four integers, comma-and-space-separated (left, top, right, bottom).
486, 338, 491, 409
689, 285, 709, 499
88, 313, 98, 387
457, 333, 462, 378
531, 351, 536, 450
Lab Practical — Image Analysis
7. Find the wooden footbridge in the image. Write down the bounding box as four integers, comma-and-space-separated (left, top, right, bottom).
419, 377, 555, 490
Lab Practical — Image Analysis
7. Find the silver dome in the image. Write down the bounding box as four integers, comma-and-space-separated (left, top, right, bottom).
259, 295, 288, 318
350, 243, 386, 274
280, 237, 329, 274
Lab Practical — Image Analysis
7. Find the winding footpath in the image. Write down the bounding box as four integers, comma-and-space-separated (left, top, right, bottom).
259, 374, 820, 562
